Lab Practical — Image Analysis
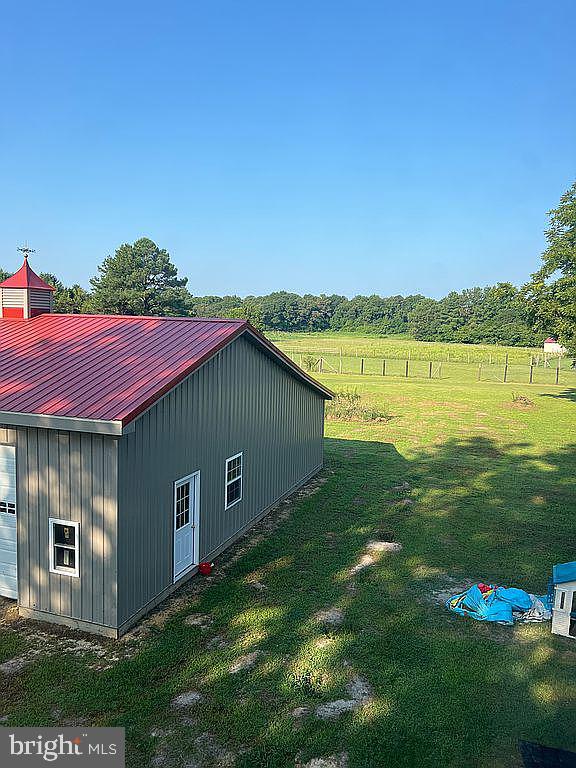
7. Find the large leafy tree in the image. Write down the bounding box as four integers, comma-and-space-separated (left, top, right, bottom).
524, 182, 576, 354
90, 238, 191, 316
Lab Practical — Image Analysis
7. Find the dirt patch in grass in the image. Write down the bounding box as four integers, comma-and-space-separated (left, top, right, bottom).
348, 540, 402, 576
314, 607, 345, 628
171, 691, 203, 708
229, 650, 262, 674
297, 753, 349, 768
509, 392, 535, 409
315, 673, 373, 720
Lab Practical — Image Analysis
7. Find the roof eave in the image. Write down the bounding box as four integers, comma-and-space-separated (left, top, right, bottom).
0, 411, 124, 436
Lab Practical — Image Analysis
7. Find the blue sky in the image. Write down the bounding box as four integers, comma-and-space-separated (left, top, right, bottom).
1, 1, 574, 298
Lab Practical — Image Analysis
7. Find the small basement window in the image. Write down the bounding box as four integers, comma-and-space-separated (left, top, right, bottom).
0, 501, 15, 514
225, 453, 243, 509
49, 519, 79, 577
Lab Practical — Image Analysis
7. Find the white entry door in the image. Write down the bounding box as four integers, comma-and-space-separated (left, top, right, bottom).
173, 472, 199, 581
0, 445, 17, 599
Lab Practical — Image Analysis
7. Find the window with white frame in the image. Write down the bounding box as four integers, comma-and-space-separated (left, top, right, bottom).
49, 519, 80, 577
225, 453, 243, 509
175, 478, 191, 529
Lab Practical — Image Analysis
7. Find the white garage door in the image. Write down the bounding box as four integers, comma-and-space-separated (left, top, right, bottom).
0, 446, 17, 599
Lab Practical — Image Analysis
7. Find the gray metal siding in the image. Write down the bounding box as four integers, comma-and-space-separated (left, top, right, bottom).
117, 334, 325, 626
0, 427, 118, 630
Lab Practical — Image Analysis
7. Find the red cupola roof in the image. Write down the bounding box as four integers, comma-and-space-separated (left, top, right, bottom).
0, 257, 55, 291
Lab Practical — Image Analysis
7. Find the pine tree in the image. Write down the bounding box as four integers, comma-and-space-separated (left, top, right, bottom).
90, 238, 191, 316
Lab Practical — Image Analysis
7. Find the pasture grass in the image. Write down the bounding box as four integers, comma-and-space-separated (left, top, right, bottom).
271, 333, 576, 386
0, 371, 575, 767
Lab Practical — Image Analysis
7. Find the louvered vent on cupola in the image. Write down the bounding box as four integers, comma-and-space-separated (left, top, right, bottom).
0, 248, 55, 319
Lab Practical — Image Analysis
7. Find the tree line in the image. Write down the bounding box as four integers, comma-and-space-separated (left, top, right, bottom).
2, 181, 574, 351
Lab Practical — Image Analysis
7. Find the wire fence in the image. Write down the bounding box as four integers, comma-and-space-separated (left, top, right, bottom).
283, 350, 576, 387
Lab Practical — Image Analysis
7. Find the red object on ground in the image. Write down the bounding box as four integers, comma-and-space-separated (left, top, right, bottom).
198, 562, 213, 576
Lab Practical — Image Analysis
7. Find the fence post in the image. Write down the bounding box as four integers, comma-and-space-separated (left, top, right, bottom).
382, 359, 386, 376
503, 353, 508, 383
360, 358, 364, 375
319, 357, 324, 373
556, 359, 560, 385
429, 361, 432, 379
339, 355, 342, 374
529, 360, 533, 384
405, 359, 409, 378
478, 363, 482, 381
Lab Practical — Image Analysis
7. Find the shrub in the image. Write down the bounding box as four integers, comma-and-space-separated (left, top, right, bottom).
302, 355, 318, 372
326, 388, 390, 422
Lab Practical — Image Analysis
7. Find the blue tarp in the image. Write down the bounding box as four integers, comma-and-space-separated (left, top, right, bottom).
446, 584, 551, 625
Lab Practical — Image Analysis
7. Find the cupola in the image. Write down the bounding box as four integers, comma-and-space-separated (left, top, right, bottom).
0, 247, 55, 319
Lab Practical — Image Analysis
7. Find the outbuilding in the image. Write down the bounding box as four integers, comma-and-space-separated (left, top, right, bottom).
551, 562, 576, 639
543, 337, 567, 356
0, 256, 331, 637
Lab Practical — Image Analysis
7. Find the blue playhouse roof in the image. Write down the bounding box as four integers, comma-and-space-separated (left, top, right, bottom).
552, 562, 576, 585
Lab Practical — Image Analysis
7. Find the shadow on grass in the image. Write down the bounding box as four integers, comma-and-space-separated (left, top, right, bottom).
2, 435, 576, 768
539, 388, 576, 402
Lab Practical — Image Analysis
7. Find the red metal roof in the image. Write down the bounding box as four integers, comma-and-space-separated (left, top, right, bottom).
0, 258, 55, 291
544, 337, 557, 344
0, 314, 330, 428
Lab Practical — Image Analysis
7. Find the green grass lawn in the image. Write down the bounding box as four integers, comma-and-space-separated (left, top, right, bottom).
1, 374, 575, 767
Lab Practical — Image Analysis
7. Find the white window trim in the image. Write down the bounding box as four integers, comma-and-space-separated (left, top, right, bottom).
49, 518, 80, 578
224, 452, 243, 510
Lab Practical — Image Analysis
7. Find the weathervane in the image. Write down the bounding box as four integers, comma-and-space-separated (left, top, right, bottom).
17, 244, 35, 261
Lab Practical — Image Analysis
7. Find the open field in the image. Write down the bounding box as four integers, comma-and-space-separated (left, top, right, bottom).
270, 333, 576, 387
267, 332, 550, 363
0, 371, 575, 767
